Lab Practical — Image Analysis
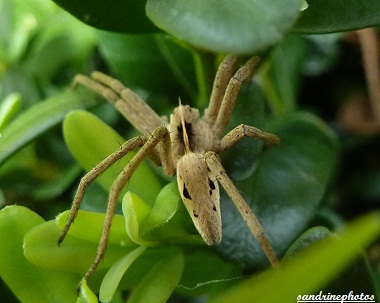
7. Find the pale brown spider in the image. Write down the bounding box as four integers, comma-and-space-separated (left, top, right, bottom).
58, 54, 280, 286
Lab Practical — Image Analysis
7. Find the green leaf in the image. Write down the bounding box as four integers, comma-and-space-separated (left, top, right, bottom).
24, 219, 128, 273
99, 246, 147, 303
260, 35, 308, 116
77, 280, 98, 303
139, 182, 201, 244
284, 226, 378, 295
55, 210, 135, 247
97, 31, 196, 100
208, 212, 380, 303
63, 110, 162, 205
51, 0, 156, 33
218, 112, 339, 266
180, 249, 242, 294
139, 182, 180, 235
146, 0, 303, 54
127, 250, 184, 303
293, 0, 380, 34
220, 81, 268, 180
283, 226, 332, 260
0, 205, 79, 303
0, 88, 99, 167
122, 192, 156, 246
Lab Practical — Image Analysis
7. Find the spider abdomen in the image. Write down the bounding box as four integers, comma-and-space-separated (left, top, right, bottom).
177, 152, 222, 245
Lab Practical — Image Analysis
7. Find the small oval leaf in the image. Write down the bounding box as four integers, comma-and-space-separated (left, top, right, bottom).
56, 210, 135, 247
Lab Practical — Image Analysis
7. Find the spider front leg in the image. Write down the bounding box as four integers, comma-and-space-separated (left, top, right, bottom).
204, 151, 280, 268
58, 125, 170, 287
219, 124, 280, 152
57, 135, 147, 246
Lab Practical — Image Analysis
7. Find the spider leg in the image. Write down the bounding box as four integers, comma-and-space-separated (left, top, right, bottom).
79, 126, 170, 284
204, 55, 238, 124
73, 73, 163, 136
57, 135, 147, 246
219, 124, 280, 152
212, 56, 260, 136
204, 151, 279, 268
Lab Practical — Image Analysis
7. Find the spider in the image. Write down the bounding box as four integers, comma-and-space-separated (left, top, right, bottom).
58, 54, 280, 286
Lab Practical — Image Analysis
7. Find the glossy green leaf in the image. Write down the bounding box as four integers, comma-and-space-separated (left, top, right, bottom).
146, 0, 302, 54
293, 0, 380, 34
99, 246, 147, 302
55, 210, 135, 247
128, 250, 184, 303
63, 110, 162, 205
218, 112, 339, 266
51, 0, 156, 33
122, 191, 156, 246
97, 31, 196, 100
0, 88, 99, 167
0, 205, 79, 303
208, 212, 380, 303
24, 220, 128, 273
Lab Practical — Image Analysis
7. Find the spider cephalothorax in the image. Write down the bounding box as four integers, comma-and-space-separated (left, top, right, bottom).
58, 54, 280, 286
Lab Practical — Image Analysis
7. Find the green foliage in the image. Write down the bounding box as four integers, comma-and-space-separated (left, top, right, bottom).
1, 0, 380, 302
293, 0, 380, 34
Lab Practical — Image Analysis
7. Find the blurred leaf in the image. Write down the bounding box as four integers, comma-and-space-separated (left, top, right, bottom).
63, 110, 163, 205
283, 226, 332, 260
0, 0, 56, 63
324, 255, 378, 297
146, 0, 302, 54
293, 0, 380, 34
32, 164, 82, 200
127, 249, 184, 303
99, 246, 147, 302
97, 31, 196, 100
218, 112, 339, 266
220, 81, 266, 181
51, 0, 156, 33
208, 212, 380, 303
260, 35, 308, 116
0, 87, 100, 167
0, 92, 21, 131
0, 205, 79, 303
